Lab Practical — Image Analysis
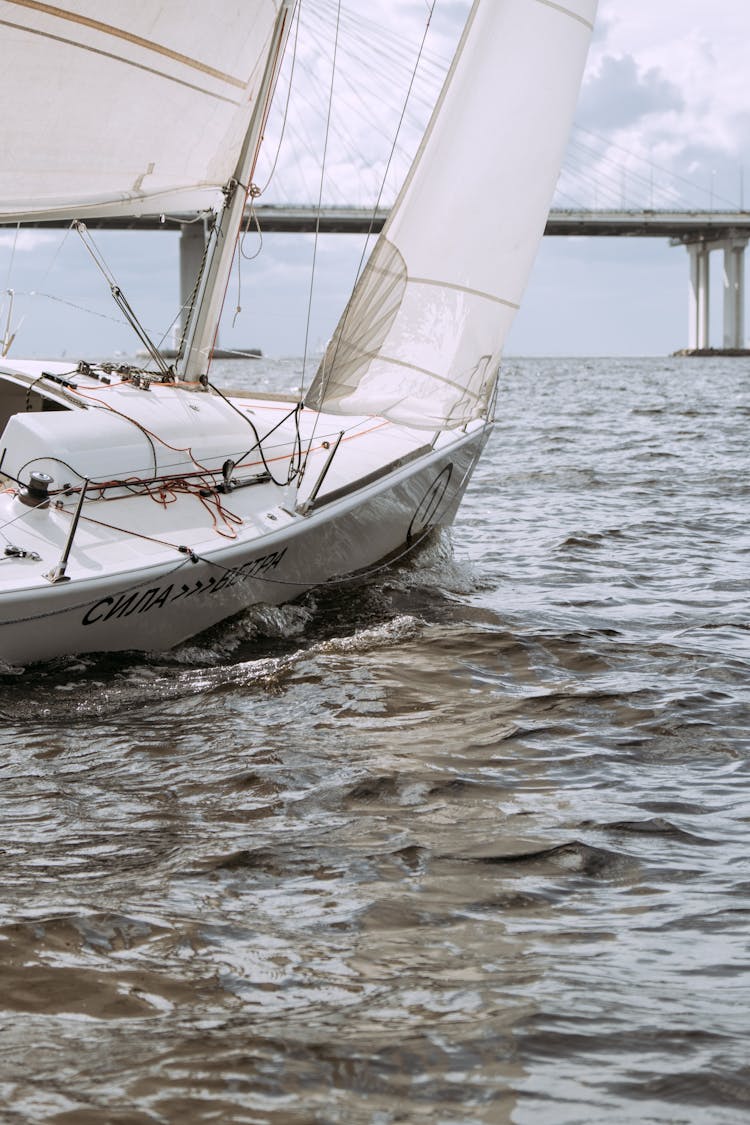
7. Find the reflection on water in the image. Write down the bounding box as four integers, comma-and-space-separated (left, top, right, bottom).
0, 358, 748, 1123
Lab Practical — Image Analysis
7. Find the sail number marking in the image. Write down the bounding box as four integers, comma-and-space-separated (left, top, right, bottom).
407, 464, 453, 543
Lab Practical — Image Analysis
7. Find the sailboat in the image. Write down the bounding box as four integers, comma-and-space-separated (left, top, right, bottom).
0, 0, 595, 665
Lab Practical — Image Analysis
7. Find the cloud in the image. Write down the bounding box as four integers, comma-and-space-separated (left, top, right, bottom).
577, 54, 684, 133
257, 0, 468, 209
0, 230, 61, 253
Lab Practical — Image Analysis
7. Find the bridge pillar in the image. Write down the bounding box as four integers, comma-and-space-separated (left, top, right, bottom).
687, 242, 710, 350
179, 220, 209, 343
722, 238, 747, 349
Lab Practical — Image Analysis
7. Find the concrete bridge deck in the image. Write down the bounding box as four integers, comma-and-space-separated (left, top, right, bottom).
10, 206, 750, 241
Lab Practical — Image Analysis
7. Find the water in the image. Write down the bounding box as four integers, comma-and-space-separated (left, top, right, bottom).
0, 356, 748, 1124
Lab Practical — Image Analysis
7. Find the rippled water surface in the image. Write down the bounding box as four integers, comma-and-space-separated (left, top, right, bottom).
1, 357, 748, 1124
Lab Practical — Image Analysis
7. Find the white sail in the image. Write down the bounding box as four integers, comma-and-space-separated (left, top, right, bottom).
306, 0, 597, 431
0, 0, 283, 222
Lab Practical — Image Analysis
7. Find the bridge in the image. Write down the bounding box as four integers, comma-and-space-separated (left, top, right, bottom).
47, 203, 749, 352
70, 205, 750, 241
172, 205, 748, 353
254, 207, 750, 352
5, 203, 749, 354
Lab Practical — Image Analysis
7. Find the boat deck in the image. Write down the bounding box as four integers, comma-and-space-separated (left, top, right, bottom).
0, 362, 442, 593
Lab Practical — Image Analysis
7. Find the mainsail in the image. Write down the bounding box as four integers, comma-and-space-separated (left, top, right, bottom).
306, 0, 597, 431
0, 0, 284, 222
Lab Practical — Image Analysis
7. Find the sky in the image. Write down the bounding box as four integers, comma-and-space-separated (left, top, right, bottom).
1, 0, 749, 361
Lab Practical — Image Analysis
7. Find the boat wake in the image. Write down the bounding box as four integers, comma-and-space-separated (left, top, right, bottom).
0, 613, 425, 721
0, 531, 486, 720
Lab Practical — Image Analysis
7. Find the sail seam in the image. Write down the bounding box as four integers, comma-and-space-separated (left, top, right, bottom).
409, 276, 520, 311
533, 0, 594, 31
0, 18, 242, 104
339, 347, 485, 403
4, 0, 249, 88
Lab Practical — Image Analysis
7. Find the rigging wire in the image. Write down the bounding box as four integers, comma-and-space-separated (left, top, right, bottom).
300, 19, 436, 142
12, 288, 196, 362
233, 185, 263, 329
300, 0, 343, 393
342, 0, 437, 295
0, 223, 73, 356
3, 222, 19, 293
233, 0, 303, 327
299, 0, 437, 474
15, 289, 130, 326
185, 519, 444, 591
207, 380, 303, 486
261, 0, 451, 206
0, 555, 197, 629
174, 217, 212, 359
258, 0, 303, 197
73, 221, 172, 377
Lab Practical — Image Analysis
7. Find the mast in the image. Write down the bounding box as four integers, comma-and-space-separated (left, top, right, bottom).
180, 0, 297, 383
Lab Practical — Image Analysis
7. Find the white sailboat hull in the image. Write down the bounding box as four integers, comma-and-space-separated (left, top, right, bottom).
0, 371, 489, 665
